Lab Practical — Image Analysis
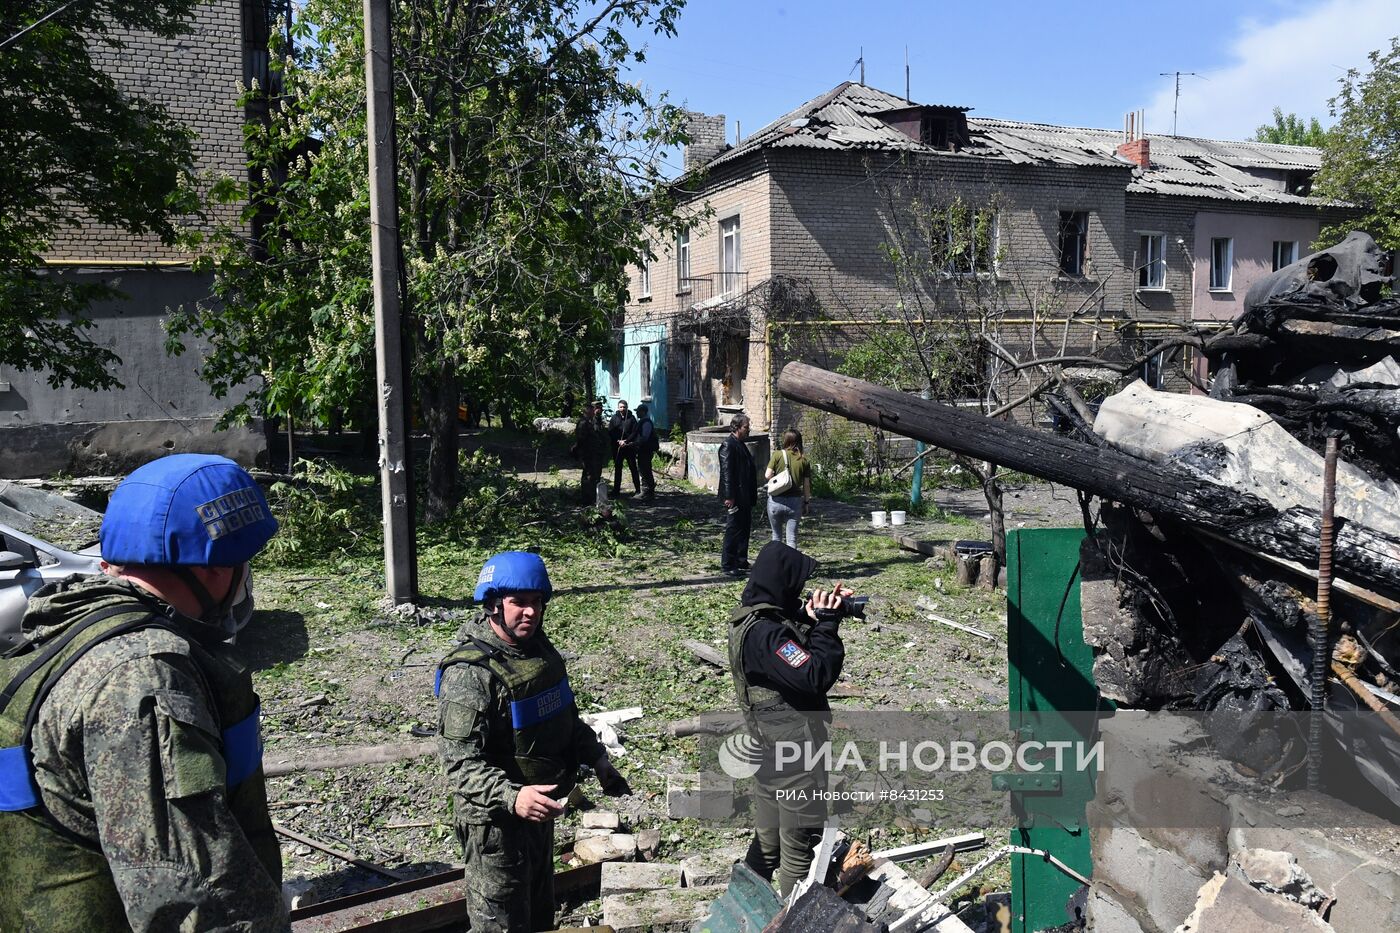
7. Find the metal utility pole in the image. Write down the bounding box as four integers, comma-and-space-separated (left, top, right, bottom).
364, 0, 417, 604
1159, 71, 1201, 136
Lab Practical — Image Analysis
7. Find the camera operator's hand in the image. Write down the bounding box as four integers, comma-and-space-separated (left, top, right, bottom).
805, 581, 855, 622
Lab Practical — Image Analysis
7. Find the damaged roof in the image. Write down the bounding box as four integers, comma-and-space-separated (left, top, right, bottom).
701, 82, 1332, 206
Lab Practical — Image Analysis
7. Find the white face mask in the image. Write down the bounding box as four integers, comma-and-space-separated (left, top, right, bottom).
219, 564, 255, 643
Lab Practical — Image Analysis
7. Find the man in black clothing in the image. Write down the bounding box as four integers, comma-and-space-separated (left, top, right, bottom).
727, 542, 853, 896
608, 400, 641, 497
635, 403, 659, 501
717, 414, 757, 575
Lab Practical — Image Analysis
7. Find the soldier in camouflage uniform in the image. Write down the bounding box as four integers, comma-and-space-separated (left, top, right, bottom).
0, 454, 287, 931
437, 551, 628, 932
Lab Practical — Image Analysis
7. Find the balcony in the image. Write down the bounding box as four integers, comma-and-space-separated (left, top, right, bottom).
678, 271, 749, 305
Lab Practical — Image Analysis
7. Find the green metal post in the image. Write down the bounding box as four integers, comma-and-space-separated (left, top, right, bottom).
1005, 528, 1101, 932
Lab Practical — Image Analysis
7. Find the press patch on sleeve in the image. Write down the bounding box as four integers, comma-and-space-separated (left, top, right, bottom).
776, 640, 810, 668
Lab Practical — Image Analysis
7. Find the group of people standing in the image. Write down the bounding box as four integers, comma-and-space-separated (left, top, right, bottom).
571, 399, 659, 503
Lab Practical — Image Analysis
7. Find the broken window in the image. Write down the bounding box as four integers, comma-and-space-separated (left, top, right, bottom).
1057, 211, 1088, 276
933, 203, 998, 275
1272, 240, 1297, 271
1210, 237, 1233, 290
920, 115, 949, 149
1138, 234, 1165, 289
676, 229, 691, 293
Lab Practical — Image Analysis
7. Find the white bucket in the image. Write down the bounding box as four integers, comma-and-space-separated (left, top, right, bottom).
871, 510, 888, 527
890, 510, 908, 526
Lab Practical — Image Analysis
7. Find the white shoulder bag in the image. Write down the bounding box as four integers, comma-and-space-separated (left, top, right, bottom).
765, 450, 795, 496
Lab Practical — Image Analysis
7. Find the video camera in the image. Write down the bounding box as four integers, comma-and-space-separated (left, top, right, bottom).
808, 593, 868, 623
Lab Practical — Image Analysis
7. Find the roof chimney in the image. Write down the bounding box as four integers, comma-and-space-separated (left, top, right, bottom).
1117, 137, 1150, 169
1117, 109, 1150, 169
683, 111, 728, 172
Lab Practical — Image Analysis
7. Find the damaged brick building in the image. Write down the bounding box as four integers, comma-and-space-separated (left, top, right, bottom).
603, 81, 1354, 435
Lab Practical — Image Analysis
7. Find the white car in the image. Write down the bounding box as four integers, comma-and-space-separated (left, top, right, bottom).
0, 521, 103, 640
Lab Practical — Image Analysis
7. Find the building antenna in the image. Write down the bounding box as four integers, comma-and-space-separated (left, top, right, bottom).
850, 47, 865, 84
1159, 71, 1203, 136
905, 45, 910, 102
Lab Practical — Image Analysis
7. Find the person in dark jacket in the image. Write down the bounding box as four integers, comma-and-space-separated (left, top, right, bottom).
635, 403, 659, 501
727, 541, 854, 896
717, 413, 757, 575
607, 400, 641, 497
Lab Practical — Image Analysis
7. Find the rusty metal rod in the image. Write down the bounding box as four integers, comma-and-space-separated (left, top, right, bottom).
274, 823, 409, 881
1308, 435, 1340, 791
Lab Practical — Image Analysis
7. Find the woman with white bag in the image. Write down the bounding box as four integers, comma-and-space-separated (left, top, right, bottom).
764, 428, 812, 547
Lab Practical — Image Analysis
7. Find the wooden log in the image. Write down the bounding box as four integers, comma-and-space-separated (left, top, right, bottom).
954, 555, 978, 588
683, 639, 727, 669
977, 555, 999, 590
264, 741, 434, 777
776, 362, 1400, 600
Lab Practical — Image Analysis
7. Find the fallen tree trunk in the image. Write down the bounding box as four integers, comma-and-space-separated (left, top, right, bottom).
777, 361, 1400, 599
263, 740, 434, 777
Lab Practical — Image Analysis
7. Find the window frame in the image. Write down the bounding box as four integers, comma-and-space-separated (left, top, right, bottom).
1209, 237, 1234, 291
1272, 240, 1298, 272
941, 206, 999, 277
639, 345, 652, 399
676, 229, 691, 294
1137, 232, 1166, 290
719, 214, 742, 295
638, 246, 651, 300
1057, 210, 1089, 277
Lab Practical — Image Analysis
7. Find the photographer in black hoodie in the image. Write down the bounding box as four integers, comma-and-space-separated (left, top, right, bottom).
726, 541, 854, 896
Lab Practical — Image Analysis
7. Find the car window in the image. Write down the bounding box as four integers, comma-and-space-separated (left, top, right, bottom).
0, 533, 43, 567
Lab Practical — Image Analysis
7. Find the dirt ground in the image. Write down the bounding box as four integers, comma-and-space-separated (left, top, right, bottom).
239, 439, 1084, 917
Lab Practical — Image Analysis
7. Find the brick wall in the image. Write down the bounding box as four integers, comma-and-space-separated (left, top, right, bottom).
44, 0, 248, 261
684, 111, 729, 173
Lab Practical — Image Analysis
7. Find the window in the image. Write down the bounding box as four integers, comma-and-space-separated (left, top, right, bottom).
720, 216, 742, 294
1210, 237, 1233, 290
638, 249, 651, 299
937, 204, 998, 275
676, 229, 691, 293
1272, 240, 1297, 271
608, 341, 621, 396
1057, 211, 1088, 276
678, 342, 697, 400
640, 345, 652, 398
920, 115, 949, 148
1138, 234, 1165, 289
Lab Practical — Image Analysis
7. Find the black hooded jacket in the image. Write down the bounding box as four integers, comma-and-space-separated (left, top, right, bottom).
734, 542, 845, 708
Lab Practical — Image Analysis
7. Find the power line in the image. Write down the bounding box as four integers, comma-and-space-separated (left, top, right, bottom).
0, 0, 87, 52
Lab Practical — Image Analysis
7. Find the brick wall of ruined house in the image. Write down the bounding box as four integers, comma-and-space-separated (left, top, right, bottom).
43, 0, 248, 262
625, 157, 774, 428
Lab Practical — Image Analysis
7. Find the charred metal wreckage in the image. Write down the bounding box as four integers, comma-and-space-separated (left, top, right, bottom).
780, 233, 1400, 808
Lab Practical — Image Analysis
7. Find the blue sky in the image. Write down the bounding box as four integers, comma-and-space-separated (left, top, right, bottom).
623, 0, 1390, 163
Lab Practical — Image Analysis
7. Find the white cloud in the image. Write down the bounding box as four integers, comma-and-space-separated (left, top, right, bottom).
1143, 0, 1392, 141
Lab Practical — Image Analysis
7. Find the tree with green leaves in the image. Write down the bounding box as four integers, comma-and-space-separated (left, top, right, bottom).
1252, 107, 1330, 147
0, 1, 199, 389
1315, 37, 1400, 251
171, 0, 689, 521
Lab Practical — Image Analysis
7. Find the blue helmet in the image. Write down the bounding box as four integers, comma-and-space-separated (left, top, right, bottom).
100, 454, 278, 566
474, 551, 552, 603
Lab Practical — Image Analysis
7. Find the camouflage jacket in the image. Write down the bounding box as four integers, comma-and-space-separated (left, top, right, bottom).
437, 617, 606, 825
16, 577, 288, 932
